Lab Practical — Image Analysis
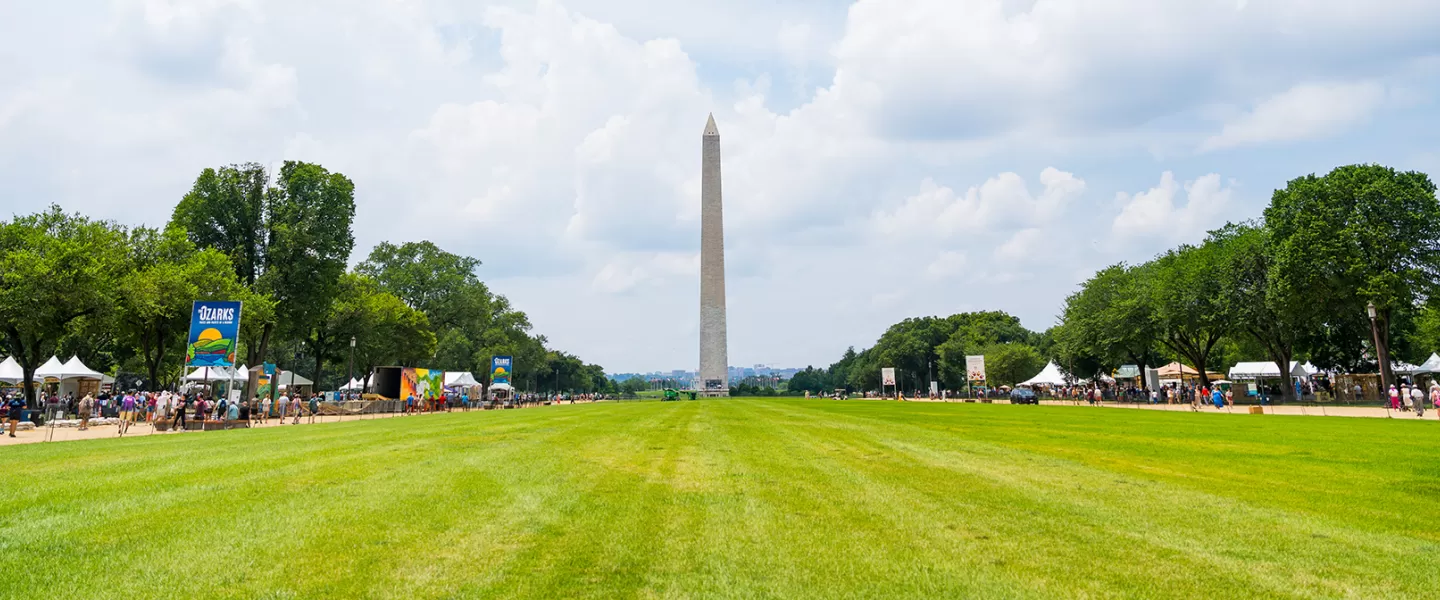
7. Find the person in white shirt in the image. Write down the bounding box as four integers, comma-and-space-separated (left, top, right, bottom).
1410, 385, 1425, 417
277, 394, 290, 422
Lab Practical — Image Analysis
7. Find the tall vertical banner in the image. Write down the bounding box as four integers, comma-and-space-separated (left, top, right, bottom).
965, 355, 987, 381
491, 356, 513, 386
880, 368, 896, 386
186, 301, 243, 367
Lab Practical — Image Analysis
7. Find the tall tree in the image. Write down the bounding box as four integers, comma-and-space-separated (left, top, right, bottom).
1057, 263, 1161, 382
1266, 165, 1440, 385
1147, 243, 1228, 387
1209, 222, 1304, 402
170, 163, 268, 288
0, 207, 128, 401
264, 162, 357, 385
113, 227, 251, 389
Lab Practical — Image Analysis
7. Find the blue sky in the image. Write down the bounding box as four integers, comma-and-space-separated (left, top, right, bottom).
2, 0, 1438, 373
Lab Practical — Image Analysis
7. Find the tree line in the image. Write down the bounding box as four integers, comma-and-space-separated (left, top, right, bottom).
0, 161, 613, 401
788, 164, 1440, 400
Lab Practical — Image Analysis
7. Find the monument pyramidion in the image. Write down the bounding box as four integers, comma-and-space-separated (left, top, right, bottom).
699, 114, 729, 396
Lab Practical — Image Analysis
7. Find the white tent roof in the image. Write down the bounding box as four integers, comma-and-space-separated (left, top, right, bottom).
276, 371, 313, 388
1228, 361, 1308, 380
339, 377, 365, 391
1020, 361, 1073, 386
61, 356, 103, 379
1393, 360, 1423, 375
34, 356, 67, 380
488, 382, 513, 391
184, 366, 244, 381
1416, 353, 1440, 374
0, 357, 39, 383
445, 371, 480, 387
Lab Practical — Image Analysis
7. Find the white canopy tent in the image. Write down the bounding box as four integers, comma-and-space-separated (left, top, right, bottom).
275, 371, 313, 389
445, 371, 480, 387
33, 356, 68, 380
1393, 360, 1423, 375
1228, 361, 1308, 380
1019, 361, 1075, 386
339, 377, 366, 391
1416, 353, 1440, 374
183, 365, 246, 382
0, 357, 40, 384
60, 356, 103, 380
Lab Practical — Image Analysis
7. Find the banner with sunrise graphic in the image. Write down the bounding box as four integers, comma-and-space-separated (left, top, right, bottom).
186, 301, 243, 368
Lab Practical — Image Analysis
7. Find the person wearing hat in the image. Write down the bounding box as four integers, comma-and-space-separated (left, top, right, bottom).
78, 394, 94, 431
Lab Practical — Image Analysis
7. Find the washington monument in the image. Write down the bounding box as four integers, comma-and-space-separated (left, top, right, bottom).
699, 114, 729, 396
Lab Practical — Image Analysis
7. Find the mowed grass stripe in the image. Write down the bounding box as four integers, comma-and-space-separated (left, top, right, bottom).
2, 399, 1436, 599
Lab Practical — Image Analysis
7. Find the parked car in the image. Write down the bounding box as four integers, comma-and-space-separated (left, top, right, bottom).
1009, 387, 1039, 405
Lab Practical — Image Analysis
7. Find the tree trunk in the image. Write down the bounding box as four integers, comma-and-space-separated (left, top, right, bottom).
1272, 353, 1294, 404
1376, 310, 1394, 392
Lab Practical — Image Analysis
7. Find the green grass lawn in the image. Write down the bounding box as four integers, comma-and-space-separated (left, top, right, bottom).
3, 399, 1437, 599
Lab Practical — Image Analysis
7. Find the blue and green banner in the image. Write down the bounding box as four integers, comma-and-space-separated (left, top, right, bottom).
186, 301, 243, 367
491, 356, 513, 386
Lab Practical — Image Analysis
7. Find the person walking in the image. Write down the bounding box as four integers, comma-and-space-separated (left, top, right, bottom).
261, 396, 272, 424
290, 395, 303, 425
5, 394, 24, 438
1430, 383, 1440, 417
78, 394, 94, 431
1409, 385, 1425, 417
277, 392, 290, 422
118, 392, 137, 435
1388, 385, 1401, 410
172, 395, 188, 431
307, 394, 318, 424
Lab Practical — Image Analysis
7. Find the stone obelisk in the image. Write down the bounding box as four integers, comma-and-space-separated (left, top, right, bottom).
699, 114, 729, 396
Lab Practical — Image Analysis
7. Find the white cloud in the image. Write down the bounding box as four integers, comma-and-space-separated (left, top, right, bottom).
924, 251, 969, 280
1112, 172, 1234, 243
874, 168, 1085, 236
1200, 82, 1387, 151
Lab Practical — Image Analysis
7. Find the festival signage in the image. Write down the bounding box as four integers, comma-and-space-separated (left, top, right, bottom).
966, 355, 987, 381
880, 368, 896, 386
491, 356, 513, 386
186, 301, 242, 367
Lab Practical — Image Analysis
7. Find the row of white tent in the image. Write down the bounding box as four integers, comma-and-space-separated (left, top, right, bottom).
0, 355, 106, 384
1019, 353, 1440, 388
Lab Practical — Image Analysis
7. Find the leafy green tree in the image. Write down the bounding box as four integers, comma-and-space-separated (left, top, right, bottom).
1147, 243, 1229, 387
1208, 222, 1306, 402
170, 163, 268, 287
0, 207, 129, 401
113, 227, 252, 389
265, 162, 357, 383
1056, 263, 1162, 382
978, 342, 1045, 387
326, 275, 436, 390
1265, 164, 1440, 385
935, 311, 1034, 388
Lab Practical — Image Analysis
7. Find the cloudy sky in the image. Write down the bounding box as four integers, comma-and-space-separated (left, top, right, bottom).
2, 0, 1438, 373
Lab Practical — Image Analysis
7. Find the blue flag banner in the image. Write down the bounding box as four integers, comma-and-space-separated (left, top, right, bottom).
186, 301, 243, 368
491, 356, 513, 386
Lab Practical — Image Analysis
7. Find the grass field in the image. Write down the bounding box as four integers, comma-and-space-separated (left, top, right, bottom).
3, 399, 1437, 599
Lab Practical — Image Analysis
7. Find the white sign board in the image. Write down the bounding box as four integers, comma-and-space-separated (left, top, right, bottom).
929, 381, 939, 396
880, 368, 897, 386
966, 355, 987, 381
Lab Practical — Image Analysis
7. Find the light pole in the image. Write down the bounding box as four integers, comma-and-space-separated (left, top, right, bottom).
1367, 302, 1389, 406
347, 336, 356, 418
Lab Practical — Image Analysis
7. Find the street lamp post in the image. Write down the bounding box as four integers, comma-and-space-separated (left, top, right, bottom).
347, 336, 356, 417
1367, 302, 1389, 408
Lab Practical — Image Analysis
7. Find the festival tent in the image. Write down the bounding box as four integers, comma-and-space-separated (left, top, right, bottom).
184, 366, 242, 381
1019, 361, 1073, 386
33, 356, 68, 380
275, 371, 313, 389
445, 371, 480, 387
339, 378, 366, 391
60, 356, 103, 380
1228, 361, 1308, 380
0, 356, 40, 384
1416, 353, 1440, 374
1155, 362, 1223, 380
